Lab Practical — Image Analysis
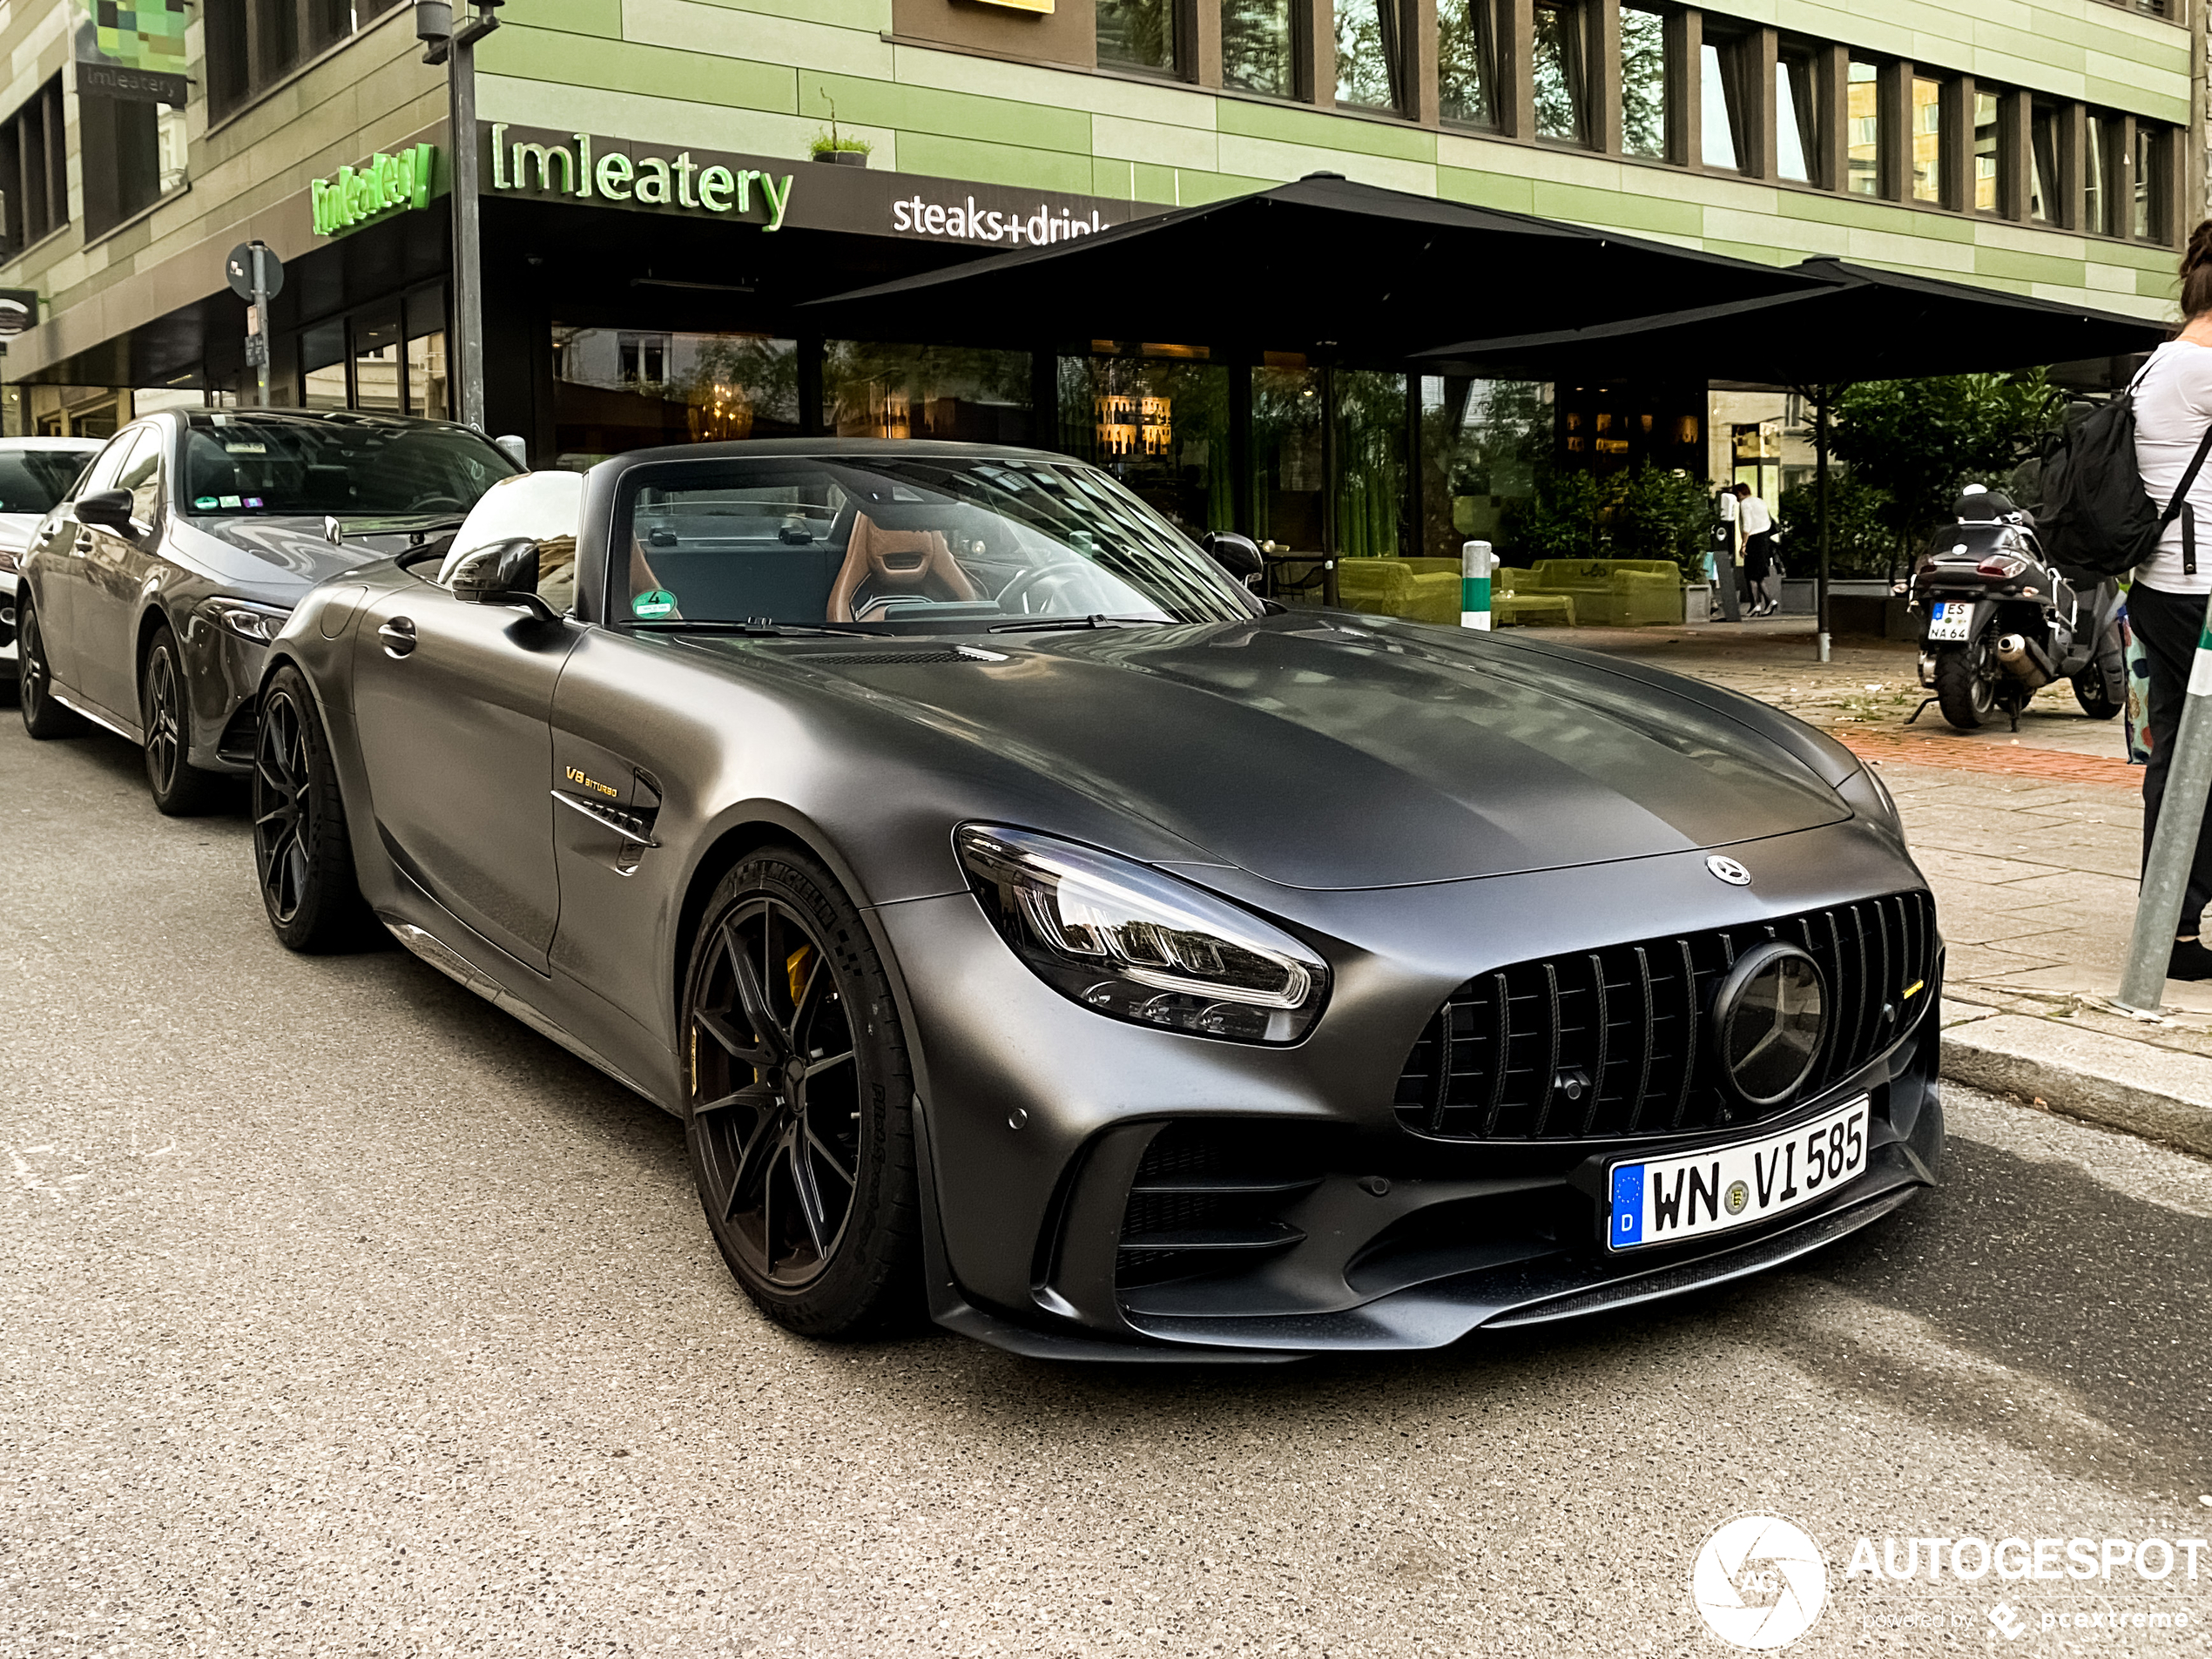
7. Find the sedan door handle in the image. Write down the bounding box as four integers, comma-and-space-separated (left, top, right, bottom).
72, 531, 92, 556
378, 617, 418, 658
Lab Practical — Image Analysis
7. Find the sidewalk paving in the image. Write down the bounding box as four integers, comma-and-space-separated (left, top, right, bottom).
1560, 615, 2212, 1156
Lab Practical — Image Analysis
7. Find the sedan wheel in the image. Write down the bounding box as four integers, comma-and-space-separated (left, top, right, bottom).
684, 848, 920, 1336
16, 598, 86, 739
140, 625, 226, 815
252, 665, 371, 952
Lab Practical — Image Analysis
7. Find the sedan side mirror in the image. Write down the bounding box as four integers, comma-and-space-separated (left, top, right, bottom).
1202, 530, 1265, 586
77, 489, 141, 538
450, 537, 558, 620
493, 434, 528, 469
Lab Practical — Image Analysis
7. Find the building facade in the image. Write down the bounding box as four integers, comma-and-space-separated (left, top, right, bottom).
0, 0, 2195, 564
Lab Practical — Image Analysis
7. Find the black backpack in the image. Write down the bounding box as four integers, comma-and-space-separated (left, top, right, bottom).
2040, 368, 2212, 577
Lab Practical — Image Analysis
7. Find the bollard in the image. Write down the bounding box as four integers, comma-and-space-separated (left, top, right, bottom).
1460, 538, 1495, 631
2114, 597, 2212, 1015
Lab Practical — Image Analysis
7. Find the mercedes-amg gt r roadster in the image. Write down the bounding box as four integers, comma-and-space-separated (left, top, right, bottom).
253, 441, 1942, 1360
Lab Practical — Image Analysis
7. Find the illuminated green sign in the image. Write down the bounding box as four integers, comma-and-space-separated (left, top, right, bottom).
312, 144, 437, 237
489, 126, 794, 232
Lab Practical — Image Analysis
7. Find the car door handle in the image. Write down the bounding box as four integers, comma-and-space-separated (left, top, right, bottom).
378, 617, 417, 658
72, 530, 92, 556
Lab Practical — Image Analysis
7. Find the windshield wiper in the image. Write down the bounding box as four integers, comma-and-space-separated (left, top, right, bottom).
630, 620, 873, 637
988, 614, 1164, 634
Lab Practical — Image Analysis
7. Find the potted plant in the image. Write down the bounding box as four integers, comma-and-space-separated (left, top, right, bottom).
810, 95, 871, 167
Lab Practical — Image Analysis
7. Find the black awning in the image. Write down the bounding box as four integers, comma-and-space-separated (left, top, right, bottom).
1411, 256, 2173, 385
797, 174, 1830, 363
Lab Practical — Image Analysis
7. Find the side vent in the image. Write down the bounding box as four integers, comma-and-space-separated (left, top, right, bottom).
1115, 1121, 1328, 1289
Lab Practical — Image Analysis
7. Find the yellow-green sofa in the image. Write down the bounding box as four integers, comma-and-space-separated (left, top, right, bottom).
1514, 559, 1683, 627
1493, 567, 1575, 626
1334, 556, 1460, 624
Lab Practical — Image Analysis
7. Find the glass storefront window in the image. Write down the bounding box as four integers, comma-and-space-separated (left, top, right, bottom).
1973, 91, 1999, 212
353, 309, 403, 414
1222, 0, 1297, 98
1251, 364, 1323, 563
1910, 77, 1941, 203
2029, 103, 2057, 223
1057, 355, 1231, 538
1619, 5, 1666, 160
1420, 378, 1547, 560
1097, 0, 1178, 76
1334, 370, 1405, 559
824, 343, 1031, 446
1532, 1, 1585, 144
408, 332, 448, 420
1846, 61, 1881, 197
1777, 51, 1816, 183
551, 328, 803, 466
1335, 0, 1403, 112
1700, 41, 1741, 172
300, 319, 346, 410
1438, 0, 1495, 128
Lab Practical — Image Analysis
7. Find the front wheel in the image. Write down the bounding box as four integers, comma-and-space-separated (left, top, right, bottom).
2073, 667, 2121, 720
1932, 640, 2002, 730
16, 597, 86, 739
253, 665, 373, 952
682, 846, 921, 1338
140, 624, 227, 815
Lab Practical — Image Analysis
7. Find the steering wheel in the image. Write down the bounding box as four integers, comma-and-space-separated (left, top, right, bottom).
411, 494, 469, 514
995, 558, 1096, 616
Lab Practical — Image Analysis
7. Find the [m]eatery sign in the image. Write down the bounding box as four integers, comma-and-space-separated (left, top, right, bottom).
484, 124, 1150, 246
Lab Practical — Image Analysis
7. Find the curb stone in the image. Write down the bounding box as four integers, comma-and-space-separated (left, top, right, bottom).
1939, 1011, 2212, 1157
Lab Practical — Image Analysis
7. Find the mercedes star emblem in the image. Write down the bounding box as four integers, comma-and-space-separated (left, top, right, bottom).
1706, 854, 1752, 886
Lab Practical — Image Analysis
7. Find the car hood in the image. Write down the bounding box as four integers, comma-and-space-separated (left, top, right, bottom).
732, 616, 1858, 890
171, 515, 428, 590
0, 510, 43, 550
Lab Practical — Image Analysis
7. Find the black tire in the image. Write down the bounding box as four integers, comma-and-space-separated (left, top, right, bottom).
140, 624, 228, 815
682, 846, 921, 1338
1932, 642, 2000, 731
2073, 667, 2121, 720
16, 596, 87, 739
253, 665, 373, 953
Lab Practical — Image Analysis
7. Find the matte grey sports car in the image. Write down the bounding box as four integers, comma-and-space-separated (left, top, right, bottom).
14, 409, 516, 813
253, 440, 1943, 1360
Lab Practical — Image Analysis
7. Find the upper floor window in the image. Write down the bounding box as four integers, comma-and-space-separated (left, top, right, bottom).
1701, 31, 1750, 172
80, 91, 187, 239
2134, 124, 2168, 242
0, 78, 67, 255
1909, 75, 1943, 203
1618, 4, 1669, 160
1532, 0, 1587, 144
1336, 0, 1406, 113
2083, 111, 2116, 236
1097, 0, 1181, 78
1845, 59, 1881, 196
206, 0, 403, 121
1438, 0, 1497, 128
1973, 91, 2000, 212
1776, 44, 1817, 183
1223, 0, 1298, 99
2028, 101, 2059, 223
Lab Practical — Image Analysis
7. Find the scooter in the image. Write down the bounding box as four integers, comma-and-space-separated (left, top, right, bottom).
1905, 483, 2124, 732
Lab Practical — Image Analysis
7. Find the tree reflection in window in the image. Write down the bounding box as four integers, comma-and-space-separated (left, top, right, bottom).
1335, 0, 1403, 112
1097, 0, 1178, 75
1533, 1, 1585, 144
1439, 0, 1495, 128
1619, 4, 1666, 159
1222, 0, 1297, 98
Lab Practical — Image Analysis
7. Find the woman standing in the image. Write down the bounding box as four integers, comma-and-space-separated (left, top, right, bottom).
2129, 221, 2212, 981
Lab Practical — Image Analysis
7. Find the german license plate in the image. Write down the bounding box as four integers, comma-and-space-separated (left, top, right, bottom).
1925, 601, 1972, 642
1606, 1096, 1869, 1252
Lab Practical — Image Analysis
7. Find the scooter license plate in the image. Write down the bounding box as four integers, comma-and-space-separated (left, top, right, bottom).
1926, 601, 1972, 642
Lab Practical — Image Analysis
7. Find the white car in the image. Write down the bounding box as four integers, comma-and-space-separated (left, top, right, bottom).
0, 437, 103, 690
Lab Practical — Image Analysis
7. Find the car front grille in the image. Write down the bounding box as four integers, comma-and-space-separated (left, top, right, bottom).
1394, 890, 1936, 1144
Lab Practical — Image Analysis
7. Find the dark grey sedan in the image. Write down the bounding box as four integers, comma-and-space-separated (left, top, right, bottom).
14, 408, 517, 812
253, 440, 1943, 1360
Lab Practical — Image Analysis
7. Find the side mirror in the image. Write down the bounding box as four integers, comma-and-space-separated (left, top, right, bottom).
77, 489, 139, 537
449, 536, 556, 618
1202, 530, 1265, 586
493, 434, 528, 469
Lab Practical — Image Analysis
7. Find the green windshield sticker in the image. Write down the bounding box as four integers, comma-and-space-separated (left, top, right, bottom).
632, 589, 678, 619
193, 496, 219, 509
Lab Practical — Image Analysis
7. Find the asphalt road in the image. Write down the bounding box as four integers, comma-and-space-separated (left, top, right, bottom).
3, 715, 2209, 1658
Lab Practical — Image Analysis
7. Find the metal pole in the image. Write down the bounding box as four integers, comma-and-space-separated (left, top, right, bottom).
1815, 389, 1832, 664
251, 245, 272, 408
2114, 597, 2212, 1015
448, 24, 485, 430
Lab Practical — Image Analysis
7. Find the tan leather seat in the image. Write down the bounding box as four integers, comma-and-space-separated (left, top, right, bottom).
827, 513, 981, 623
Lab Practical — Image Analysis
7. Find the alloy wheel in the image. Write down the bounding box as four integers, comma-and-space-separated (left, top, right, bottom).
689, 895, 862, 1290
253, 689, 313, 926
145, 647, 184, 792
19, 606, 46, 723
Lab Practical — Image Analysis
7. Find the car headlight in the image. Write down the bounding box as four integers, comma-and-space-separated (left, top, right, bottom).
212, 601, 293, 644
955, 825, 1330, 1044
0, 549, 19, 576
1838, 763, 1901, 832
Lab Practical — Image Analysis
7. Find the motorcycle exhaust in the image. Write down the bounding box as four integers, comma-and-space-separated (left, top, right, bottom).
1994, 634, 2053, 690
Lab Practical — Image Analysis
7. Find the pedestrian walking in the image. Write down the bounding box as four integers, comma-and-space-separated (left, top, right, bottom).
1713, 484, 1743, 622
2128, 220, 2212, 979
1761, 533, 1785, 616
1735, 484, 1777, 617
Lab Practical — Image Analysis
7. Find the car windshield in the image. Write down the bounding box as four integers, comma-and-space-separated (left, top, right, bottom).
180, 415, 518, 518
0, 449, 93, 514
613, 455, 1260, 630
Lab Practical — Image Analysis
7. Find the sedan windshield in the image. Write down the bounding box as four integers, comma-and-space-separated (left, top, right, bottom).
614, 455, 1260, 629
0, 449, 94, 515
181, 415, 518, 518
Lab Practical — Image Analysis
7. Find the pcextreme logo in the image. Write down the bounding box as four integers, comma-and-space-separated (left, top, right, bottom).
1692, 1515, 1828, 1649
